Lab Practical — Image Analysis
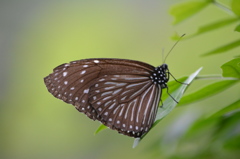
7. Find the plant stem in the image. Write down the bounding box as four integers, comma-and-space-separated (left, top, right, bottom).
196, 75, 238, 80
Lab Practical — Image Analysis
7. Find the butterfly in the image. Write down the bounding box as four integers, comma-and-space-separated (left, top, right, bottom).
44, 58, 175, 138
44, 35, 185, 138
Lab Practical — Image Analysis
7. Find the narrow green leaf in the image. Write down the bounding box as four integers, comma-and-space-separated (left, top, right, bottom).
210, 99, 240, 118
202, 39, 240, 56
171, 18, 238, 40
221, 58, 240, 78
231, 0, 240, 16
178, 80, 238, 106
235, 24, 240, 32
224, 136, 240, 150
185, 100, 240, 139
192, 18, 238, 37
184, 116, 217, 138
94, 124, 108, 135
133, 67, 202, 148
170, 0, 211, 25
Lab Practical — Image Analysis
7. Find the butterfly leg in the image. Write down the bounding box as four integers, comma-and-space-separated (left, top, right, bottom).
166, 86, 179, 103
159, 99, 163, 108
168, 72, 188, 85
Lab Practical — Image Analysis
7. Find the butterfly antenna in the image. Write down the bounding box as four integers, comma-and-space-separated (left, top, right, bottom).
163, 34, 186, 64
162, 48, 165, 64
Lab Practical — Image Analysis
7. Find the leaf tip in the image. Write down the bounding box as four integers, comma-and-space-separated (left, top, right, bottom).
132, 138, 141, 148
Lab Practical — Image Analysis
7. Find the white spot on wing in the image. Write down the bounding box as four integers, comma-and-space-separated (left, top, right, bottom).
63, 72, 68, 77
65, 64, 70, 67
99, 78, 105, 82
94, 60, 100, 63
64, 81, 68, 85
84, 89, 89, 94
81, 70, 86, 74
83, 65, 88, 67
70, 87, 75, 90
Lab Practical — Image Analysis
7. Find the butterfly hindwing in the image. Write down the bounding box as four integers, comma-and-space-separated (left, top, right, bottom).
89, 74, 161, 137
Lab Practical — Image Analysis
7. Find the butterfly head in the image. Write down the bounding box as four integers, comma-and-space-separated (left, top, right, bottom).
150, 63, 169, 88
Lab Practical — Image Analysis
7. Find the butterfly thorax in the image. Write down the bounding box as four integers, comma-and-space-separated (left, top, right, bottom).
150, 63, 169, 88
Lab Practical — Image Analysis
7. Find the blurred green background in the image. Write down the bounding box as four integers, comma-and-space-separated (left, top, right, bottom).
0, 0, 239, 159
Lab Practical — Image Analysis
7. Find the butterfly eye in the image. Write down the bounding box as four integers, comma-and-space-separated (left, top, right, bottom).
44, 58, 171, 138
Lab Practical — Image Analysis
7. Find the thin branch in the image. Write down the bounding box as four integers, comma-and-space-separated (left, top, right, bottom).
195, 75, 239, 80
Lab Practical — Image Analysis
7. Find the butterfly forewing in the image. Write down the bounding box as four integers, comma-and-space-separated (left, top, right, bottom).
44, 58, 165, 137
44, 60, 102, 119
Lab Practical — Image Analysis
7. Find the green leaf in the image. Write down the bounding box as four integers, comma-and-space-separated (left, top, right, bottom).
171, 18, 238, 40
210, 99, 240, 118
94, 124, 108, 135
178, 80, 238, 106
221, 58, 240, 78
170, 0, 211, 25
235, 24, 240, 32
224, 135, 240, 150
133, 67, 202, 148
191, 18, 238, 37
184, 115, 217, 138
214, 111, 240, 150
201, 39, 240, 56
231, 0, 240, 16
